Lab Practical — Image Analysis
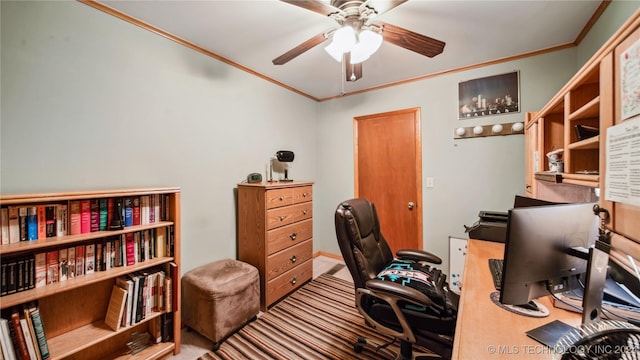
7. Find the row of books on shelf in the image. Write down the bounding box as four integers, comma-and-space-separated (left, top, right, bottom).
0, 301, 50, 360
105, 266, 174, 332
0, 194, 171, 245
0, 227, 175, 297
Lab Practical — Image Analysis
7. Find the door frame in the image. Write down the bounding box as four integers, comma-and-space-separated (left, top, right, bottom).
353, 107, 423, 250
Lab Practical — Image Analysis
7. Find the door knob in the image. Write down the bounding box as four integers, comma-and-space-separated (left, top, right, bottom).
408, 202, 415, 209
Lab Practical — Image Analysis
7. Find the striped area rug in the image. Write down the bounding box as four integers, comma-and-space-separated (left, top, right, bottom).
198, 273, 434, 360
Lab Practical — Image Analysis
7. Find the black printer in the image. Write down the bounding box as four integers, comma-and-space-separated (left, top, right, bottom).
464, 211, 508, 243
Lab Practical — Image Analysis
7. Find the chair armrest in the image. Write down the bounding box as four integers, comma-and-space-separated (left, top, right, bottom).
396, 249, 442, 264
365, 279, 432, 307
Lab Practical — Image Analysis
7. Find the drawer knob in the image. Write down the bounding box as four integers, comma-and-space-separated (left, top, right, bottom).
279, 196, 285, 201
279, 216, 285, 221
289, 232, 297, 240
291, 277, 297, 285
302, 210, 308, 215
303, 192, 308, 197
290, 255, 297, 263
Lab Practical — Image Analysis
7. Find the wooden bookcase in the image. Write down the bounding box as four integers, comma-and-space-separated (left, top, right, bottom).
0, 187, 181, 359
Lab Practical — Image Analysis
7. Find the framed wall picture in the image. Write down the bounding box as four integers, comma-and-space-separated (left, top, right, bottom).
458, 71, 520, 119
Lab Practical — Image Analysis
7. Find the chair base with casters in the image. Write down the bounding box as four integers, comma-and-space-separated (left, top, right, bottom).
335, 198, 459, 359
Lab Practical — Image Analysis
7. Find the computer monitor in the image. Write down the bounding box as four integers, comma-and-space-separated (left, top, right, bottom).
513, 195, 562, 208
499, 202, 599, 307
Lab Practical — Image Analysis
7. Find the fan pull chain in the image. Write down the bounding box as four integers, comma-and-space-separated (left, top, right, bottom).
340, 54, 346, 96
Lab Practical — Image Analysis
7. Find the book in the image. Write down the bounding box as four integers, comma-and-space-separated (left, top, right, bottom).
34, 253, 46, 288
21, 307, 40, 360
148, 316, 161, 344
18, 207, 28, 242
69, 201, 81, 235
132, 197, 141, 226
156, 271, 165, 312
26, 255, 35, 291
115, 276, 134, 327
107, 198, 114, 231
124, 233, 134, 266
75, 245, 85, 277
90, 200, 99, 233
6, 259, 17, 294
0, 318, 16, 360
37, 206, 46, 241
149, 195, 155, 224
98, 199, 108, 231
1, 261, 8, 296
80, 200, 91, 234
15, 257, 26, 293
160, 312, 173, 342
67, 246, 76, 280
104, 285, 128, 331
55, 204, 67, 237
19, 318, 38, 360
124, 197, 133, 228
109, 198, 124, 231
130, 274, 141, 324
96, 242, 103, 272
8, 308, 29, 360
58, 248, 68, 282
7, 207, 19, 244
1, 208, 9, 245
140, 196, 149, 225
25, 304, 49, 360
85, 244, 95, 274
44, 206, 56, 238
153, 195, 161, 223
164, 274, 172, 313
26, 207, 38, 241
45, 251, 58, 285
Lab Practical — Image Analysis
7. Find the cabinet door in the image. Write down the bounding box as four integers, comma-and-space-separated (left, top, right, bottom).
524, 113, 539, 197
606, 26, 640, 241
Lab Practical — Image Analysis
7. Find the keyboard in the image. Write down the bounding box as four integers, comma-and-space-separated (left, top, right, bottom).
488, 258, 503, 290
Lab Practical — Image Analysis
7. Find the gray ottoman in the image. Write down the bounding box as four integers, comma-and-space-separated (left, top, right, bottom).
182, 259, 260, 350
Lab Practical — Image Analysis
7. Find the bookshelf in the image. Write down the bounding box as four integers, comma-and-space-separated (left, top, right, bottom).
0, 187, 181, 360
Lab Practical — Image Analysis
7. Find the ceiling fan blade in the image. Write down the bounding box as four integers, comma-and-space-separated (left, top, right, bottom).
344, 53, 362, 82
360, 0, 407, 18
279, 0, 342, 17
376, 21, 445, 58
273, 32, 329, 65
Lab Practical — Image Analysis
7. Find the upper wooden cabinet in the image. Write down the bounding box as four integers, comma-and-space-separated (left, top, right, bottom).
525, 9, 639, 242
530, 55, 605, 188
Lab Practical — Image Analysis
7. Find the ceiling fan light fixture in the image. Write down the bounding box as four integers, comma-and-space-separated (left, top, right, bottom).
331, 25, 356, 53
350, 42, 370, 64
324, 41, 343, 62
358, 28, 383, 55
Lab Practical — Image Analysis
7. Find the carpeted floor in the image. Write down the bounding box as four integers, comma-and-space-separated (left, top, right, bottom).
198, 273, 434, 360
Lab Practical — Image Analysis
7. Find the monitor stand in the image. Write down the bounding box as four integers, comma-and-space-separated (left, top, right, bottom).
525, 242, 610, 347
490, 291, 550, 318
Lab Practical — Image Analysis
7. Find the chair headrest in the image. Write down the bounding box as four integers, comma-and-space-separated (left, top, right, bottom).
341, 198, 376, 237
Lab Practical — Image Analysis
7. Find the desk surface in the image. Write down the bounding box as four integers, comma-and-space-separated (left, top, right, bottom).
452, 239, 581, 359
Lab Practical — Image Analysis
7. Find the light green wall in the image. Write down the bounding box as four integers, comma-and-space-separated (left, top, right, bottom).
0, 1, 318, 273
1, 1, 636, 275
314, 49, 577, 274
577, 0, 640, 67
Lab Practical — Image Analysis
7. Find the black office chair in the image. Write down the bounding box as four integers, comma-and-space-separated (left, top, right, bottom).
334, 198, 459, 359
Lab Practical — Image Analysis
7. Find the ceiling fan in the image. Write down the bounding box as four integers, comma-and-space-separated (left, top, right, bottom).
272, 0, 446, 82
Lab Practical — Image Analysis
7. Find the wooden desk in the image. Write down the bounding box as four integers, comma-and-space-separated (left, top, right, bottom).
452, 239, 581, 359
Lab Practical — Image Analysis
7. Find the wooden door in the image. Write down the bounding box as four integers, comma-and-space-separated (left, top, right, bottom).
354, 108, 422, 253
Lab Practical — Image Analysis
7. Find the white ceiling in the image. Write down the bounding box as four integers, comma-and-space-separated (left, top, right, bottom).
99, 0, 604, 100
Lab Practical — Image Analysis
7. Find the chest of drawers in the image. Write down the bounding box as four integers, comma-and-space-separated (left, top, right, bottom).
237, 181, 313, 310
